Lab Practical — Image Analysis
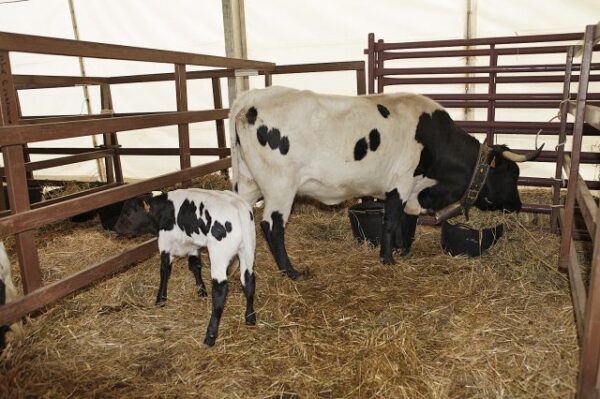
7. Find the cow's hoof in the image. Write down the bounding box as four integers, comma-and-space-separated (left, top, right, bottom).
203, 335, 216, 347
245, 313, 257, 326
197, 286, 208, 298
381, 256, 396, 265
398, 247, 411, 257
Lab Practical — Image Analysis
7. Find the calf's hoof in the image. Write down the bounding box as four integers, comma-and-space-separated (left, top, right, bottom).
155, 297, 167, 307
197, 285, 208, 298
398, 247, 411, 257
284, 268, 303, 280
245, 313, 256, 326
203, 334, 216, 347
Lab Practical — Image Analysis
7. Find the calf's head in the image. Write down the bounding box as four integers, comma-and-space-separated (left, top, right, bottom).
476, 144, 544, 213
113, 194, 158, 236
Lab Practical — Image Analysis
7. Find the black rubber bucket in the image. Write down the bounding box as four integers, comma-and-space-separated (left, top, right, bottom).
348, 198, 383, 246
441, 221, 504, 257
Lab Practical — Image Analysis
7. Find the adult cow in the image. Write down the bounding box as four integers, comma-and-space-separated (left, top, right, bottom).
229, 86, 542, 279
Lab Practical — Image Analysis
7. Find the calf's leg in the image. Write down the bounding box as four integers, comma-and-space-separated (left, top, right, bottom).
203, 245, 234, 347
156, 251, 172, 305
188, 252, 207, 297
238, 247, 256, 325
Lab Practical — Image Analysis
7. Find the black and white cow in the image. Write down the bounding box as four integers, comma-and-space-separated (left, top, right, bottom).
229, 86, 542, 279
113, 189, 256, 347
0, 241, 23, 351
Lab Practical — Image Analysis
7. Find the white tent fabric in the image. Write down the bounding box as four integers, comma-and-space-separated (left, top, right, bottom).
0, 0, 599, 180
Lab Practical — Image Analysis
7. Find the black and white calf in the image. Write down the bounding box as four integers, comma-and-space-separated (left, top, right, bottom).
113, 189, 256, 347
229, 86, 542, 278
0, 241, 23, 351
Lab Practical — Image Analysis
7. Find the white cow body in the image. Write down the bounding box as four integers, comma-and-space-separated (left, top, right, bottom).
230, 86, 440, 216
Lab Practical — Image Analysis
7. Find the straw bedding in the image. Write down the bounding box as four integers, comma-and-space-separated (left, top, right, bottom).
0, 174, 580, 398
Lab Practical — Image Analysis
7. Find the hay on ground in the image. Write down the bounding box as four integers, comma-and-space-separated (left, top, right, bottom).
0, 176, 580, 398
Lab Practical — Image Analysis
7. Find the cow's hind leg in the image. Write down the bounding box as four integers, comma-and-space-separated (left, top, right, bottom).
260, 194, 301, 280
394, 213, 418, 256
380, 189, 404, 265
238, 246, 256, 325
188, 251, 207, 298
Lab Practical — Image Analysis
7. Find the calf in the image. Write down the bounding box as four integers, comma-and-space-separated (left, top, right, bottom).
0, 241, 23, 351
114, 189, 256, 347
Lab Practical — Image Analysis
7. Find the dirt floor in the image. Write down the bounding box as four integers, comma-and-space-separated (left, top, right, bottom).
0, 176, 580, 398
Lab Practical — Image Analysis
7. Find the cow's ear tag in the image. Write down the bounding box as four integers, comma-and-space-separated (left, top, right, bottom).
143, 201, 151, 213
490, 157, 496, 168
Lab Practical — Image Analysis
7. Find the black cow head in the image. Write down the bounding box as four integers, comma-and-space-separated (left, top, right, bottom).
113, 194, 158, 236
475, 144, 544, 213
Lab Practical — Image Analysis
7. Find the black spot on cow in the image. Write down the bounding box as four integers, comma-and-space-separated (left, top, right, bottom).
202, 210, 212, 235
225, 221, 232, 233
177, 199, 201, 236
257, 125, 269, 146
377, 104, 390, 118
267, 128, 281, 150
199, 202, 205, 215
234, 182, 239, 193
369, 129, 381, 151
211, 221, 228, 241
279, 136, 290, 155
246, 107, 257, 125
249, 211, 254, 221
354, 137, 368, 161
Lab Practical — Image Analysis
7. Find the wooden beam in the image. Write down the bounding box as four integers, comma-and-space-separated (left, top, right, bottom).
0, 31, 273, 70
0, 109, 229, 146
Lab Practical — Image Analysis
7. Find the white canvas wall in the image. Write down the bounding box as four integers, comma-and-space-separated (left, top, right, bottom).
0, 0, 598, 181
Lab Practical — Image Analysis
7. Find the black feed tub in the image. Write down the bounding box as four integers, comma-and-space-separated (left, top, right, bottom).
348, 198, 504, 256
441, 221, 504, 257
348, 198, 383, 246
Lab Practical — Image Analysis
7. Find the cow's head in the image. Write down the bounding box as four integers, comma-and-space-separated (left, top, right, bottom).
475, 144, 544, 213
113, 194, 158, 236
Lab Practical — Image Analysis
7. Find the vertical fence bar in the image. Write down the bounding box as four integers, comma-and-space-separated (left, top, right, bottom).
575, 24, 599, 399
486, 44, 497, 144
264, 72, 272, 87
0, 50, 42, 293
100, 83, 115, 184
356, 64, 366, 95
367, 33, 375, 94
559, 46, 593, 272
377, 39, 384, 93
175, 63, 191, 187
211, 77, 229, 175
551, 47, 575, 233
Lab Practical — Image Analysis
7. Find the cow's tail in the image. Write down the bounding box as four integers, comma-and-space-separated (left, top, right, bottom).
237, 202, 256, 276
228, 93, 262, 206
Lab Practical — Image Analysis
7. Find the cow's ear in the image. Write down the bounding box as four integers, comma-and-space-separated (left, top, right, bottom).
143, 201, 151, 213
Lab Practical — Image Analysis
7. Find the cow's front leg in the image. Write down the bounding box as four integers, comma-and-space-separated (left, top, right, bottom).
380, 189, 403, 265
156, 251, 172, 305
394, 213, 418, 256
260, 195, 301, 280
